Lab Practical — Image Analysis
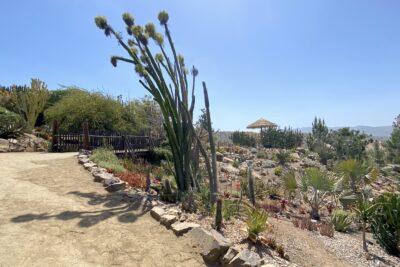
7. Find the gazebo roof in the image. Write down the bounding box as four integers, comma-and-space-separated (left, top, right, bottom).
247, 118, 277, 129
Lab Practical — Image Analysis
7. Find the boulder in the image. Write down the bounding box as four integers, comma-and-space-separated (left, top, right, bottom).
290, 153, 301, 162
187, 228, 232, 263
226, 249, 263, 267
160, 214, 178, 227
171, 222, 200, 236
105, 182, 126, 192
79, 157, 90, 164
150, 207, 165, 221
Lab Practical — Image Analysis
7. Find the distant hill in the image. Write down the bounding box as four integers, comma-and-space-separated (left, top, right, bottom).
298, 126, 393, 138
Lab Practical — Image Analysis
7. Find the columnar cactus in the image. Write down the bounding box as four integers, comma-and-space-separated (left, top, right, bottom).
94, 11, 218, 201
248, 164, 256, 206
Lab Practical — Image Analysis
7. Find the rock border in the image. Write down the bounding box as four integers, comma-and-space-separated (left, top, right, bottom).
77, 150, 291, 267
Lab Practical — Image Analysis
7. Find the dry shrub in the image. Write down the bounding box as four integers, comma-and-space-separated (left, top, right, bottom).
318, 223, 334, 238
300, 217, 317, 231
265, 237, 277, 250
277, 244, 285, 258
115, 172, 146, 189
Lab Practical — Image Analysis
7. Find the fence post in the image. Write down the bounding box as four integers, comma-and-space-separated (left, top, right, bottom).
82, 121, 90, 150
51, 119, 59, 152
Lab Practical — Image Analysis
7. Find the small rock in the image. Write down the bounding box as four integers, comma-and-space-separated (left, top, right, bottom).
150, 207, 165, 221
103, 177, 120, 186
171, 222, 200, 236
262, 160, 276, 168
83, 162, 96, 170
223, 157, 234, 164
93, 172, 112, 183
106, 182, 126, 192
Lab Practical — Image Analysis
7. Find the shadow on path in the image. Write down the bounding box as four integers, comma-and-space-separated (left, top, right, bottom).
11, 191, 153, 228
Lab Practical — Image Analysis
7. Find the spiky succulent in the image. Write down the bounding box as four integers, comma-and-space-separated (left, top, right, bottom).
135, 64, 147, 77
158, 11, 169, 25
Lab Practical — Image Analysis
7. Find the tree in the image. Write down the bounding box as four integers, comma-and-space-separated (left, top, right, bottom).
329, 128, 369, 160
300, 168, 334, 220
231, 131, 257, 147
372, 140, 385, 167
94, 11, 218, 201
386, 115, 400, 164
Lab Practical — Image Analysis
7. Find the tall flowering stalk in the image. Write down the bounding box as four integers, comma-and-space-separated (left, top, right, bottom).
94, 11, 218, 201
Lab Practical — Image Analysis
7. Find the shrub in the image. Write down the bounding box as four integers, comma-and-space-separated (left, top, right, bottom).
247, 207, 268, 241
371, 193, 400, 256
152, 166, 164, 181
274, 167, 283, 176
257, 201, 281, 213
231, 131, 257, 147
232, 160, 240, 168
115, 172, 146, 188
0, 106, 24, 138
90, 148, 125, 173
257, 150, 268, 159
276, 245, 285, 258
283, 170, 298, 201
276, 150, 291, 166
149, 147, 173, 163
331, 209, 352, 232
222, 200, 236, 221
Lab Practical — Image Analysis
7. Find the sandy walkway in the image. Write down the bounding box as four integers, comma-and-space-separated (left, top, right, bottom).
0, 152, 206, 267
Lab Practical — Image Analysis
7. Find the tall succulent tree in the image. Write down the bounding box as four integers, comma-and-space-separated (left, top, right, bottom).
94, 11, 218, 201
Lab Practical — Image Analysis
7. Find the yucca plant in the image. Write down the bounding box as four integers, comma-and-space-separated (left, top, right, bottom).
331, 209, 352, 232
247, 207, 268, 242
94, 11, 218, 201
283, 170, 298, 202
300, 167, 334, 220
276, 149, 291, 166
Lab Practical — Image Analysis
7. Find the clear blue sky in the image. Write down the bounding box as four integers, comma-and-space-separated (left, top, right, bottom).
1, 0, 399, 130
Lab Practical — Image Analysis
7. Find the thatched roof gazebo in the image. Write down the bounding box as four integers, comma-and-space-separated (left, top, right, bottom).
247, 118, 277, 132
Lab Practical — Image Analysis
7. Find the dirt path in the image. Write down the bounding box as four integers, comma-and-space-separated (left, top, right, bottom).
0, 152, 206, 267
269, 218, 352, 267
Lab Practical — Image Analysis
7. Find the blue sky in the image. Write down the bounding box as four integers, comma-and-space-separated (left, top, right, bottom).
1, 0, 399, 130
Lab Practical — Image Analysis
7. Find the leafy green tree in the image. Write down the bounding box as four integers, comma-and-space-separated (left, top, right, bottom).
329, 128, 370, 160
300, 168, 334, 220
372, 140, 385, 166
45, 89, 126, 132
261, 127, 303, 149
386, 115, 400, 164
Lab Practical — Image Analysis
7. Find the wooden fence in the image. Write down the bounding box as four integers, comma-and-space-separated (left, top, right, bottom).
51, 120, 159, 154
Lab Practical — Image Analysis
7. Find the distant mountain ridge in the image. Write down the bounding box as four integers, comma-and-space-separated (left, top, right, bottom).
297, 126, 393, 138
